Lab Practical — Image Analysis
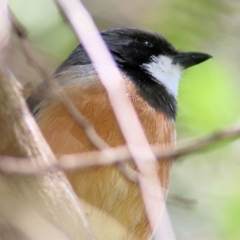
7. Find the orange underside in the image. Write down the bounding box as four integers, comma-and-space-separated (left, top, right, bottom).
37, 78, 175, 239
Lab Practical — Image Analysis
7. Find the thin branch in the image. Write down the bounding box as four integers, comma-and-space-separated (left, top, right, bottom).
8, 9, 136, 182
48, 83, 139, 182
167, 194, 196, 208
9, 10, 107, 149
56, 1, 175, 238
60, 121, 240, 161
51, 81, 110, 149
1, 121, 240, 174
0, 62, 96, 240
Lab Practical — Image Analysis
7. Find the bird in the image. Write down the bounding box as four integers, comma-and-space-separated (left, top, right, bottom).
27, 28, 211, 239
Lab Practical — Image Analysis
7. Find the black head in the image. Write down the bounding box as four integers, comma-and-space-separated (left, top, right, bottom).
101, 28, 179, 68
57, 28, 211, 120
57, 28, 178, 71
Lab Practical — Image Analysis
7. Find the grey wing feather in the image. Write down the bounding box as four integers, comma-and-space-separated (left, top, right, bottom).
26, 64, 98, 117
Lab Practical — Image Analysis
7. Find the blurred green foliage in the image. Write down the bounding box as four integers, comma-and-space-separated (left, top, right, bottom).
8, 0, 240, 239
219, 189, 240, 240
178, 60, 239, 135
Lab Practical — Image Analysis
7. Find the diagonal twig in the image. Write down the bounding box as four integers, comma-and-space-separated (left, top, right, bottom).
1, 120, 240, 174
8, 8, 137, 182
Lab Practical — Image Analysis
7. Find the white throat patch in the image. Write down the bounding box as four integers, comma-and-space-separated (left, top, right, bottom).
142, 55, 182, 98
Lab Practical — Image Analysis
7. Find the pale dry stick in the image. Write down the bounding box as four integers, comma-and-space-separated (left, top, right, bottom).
167, 194, 196, 208
61, 122, 240, 167
9, 8, 137, 182
0, 63, 97, 240
52, 83, 138, 182
1, 121, 240, 174
9, 9, 106, 149
56, 0, 175, 239
2, 8, 96, 240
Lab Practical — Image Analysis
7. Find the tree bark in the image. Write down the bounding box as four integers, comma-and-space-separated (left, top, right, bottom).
0, 63, 96, 240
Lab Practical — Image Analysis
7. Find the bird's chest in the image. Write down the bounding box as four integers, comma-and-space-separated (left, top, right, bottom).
125, 80, 176, 146
37, 80, 175, 239
38, 80, 175, 150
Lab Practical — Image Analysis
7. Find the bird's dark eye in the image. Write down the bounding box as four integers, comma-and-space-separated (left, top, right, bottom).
135, 38, 153, 47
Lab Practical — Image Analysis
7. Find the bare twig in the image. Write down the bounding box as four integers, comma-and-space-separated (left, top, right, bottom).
1, 121, 240, 174
52, 81, 110, 149
56, 1, 175, 239
167, 194, 196, 208
8, 9, 137, 182
0, 62, 96, 240
52, 83, 139, 181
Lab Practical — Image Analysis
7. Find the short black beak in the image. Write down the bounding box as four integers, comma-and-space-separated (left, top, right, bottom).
172, 52, 212, 69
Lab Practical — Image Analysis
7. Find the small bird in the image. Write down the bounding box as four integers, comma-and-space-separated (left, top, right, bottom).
27, 28, 211, 239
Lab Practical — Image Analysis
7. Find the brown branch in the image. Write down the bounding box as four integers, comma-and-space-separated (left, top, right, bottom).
59, 121, 240, 160
0, 61, 96, 239
167, 194, 197, 208
1, 121, 240, 174
8, 8, 136, 182
60, 123, 240, 166
9, 9, 107, 148
9, 9, 107, 149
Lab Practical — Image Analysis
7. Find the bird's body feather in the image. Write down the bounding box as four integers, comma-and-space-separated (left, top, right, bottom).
32, 65, 174, 239
27, 28, 211, 239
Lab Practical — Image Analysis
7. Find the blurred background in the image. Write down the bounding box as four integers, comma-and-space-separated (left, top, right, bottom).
6, 0, 240, 239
